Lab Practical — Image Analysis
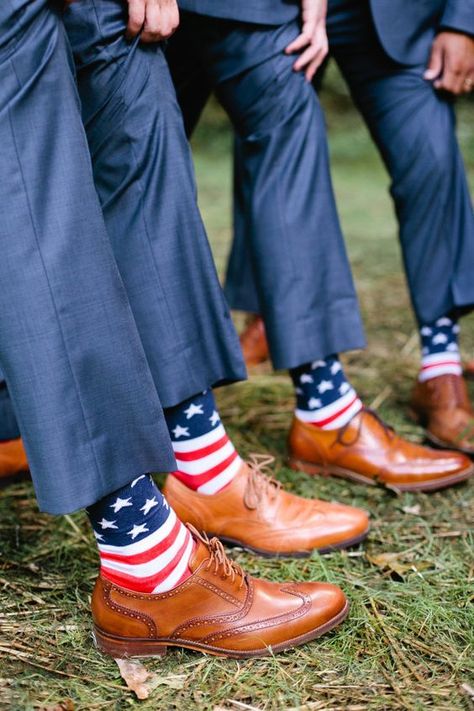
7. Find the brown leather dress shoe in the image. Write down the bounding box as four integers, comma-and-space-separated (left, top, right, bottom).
288, 408, 474, 492
411, 374, 474, 455
92, 529, 349, 659
163, 457, 369, 557
240, 315, 270, 367
0, 438, 29, 489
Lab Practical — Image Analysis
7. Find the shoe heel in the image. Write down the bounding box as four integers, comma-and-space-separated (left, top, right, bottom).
288, 456, 329, 477
93, 627, 167, 659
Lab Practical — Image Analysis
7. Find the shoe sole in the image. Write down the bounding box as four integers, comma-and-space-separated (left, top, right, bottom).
288, 456, 474, 493
212, 528, 370, 558
93, 599, 350, 660
408, 408, 474, 457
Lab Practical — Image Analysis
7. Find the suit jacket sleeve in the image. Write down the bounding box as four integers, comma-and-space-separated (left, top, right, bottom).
440, 0, 474, 37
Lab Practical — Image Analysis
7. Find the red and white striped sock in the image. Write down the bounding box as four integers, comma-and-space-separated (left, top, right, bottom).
290, 355, 363, 430
87, 475, 194, 593
165, 390, 243, 495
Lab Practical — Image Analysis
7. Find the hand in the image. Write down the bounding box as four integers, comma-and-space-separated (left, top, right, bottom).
424, 31, 474, 95
126, 0, 179, 43
285, 0, 329, 82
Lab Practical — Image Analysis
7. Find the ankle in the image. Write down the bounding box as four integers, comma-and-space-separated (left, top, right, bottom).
419, 317, 462, 382
290, 356, 363, 430
165, 390, 242, 495
87, 476, 193, 593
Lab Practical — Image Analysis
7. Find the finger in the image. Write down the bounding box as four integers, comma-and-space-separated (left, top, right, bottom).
141, 4, 166, 42
126, 0, 145, 39
436, 62, 466, 95
305, 48, 327, 81
434, 77, 463, 94
293, 46, 319, 72
141, 1, 179, 42
424, 42, 443, 80
285, 30, 312, 54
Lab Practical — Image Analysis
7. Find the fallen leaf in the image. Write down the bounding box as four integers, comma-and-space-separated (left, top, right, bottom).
37, 702, 74, 711
114, 658, 186, 699
402, 504, 421, 515
115, 659, 154, 700
367, 552, 413, 577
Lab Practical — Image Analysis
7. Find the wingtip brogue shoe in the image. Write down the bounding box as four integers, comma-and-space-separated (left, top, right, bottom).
163, 458, 369, 557
92, 529, 349, 659
411, 374, 474, 455
288, 409, 474, 492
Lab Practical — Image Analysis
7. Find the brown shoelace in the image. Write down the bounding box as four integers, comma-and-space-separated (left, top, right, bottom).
244, 453, 282, 509
189, 525, 246, 589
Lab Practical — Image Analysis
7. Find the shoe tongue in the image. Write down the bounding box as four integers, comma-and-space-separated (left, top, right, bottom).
188, 539, 211, 573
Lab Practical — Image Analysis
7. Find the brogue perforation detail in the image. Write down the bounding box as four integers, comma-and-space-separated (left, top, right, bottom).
105, 574, 195, 601
171, 577, 254, 638
195, 576, 243, 606
103, 582, 157, 637
203, 586, 311, 644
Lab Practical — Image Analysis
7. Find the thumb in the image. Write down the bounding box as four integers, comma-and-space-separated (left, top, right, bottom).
424, 40, 444, 80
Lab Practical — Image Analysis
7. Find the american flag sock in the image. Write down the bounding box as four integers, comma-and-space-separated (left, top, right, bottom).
164, 389, 243, 495
290, 355, 363, 430
419, 316, 462, 382
87, 475, 194, 593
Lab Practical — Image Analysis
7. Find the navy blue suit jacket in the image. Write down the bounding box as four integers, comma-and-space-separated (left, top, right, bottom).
370, 0, 474, 65
178, 0, 474, 65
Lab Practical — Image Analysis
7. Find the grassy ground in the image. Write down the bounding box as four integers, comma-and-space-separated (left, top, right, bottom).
1, 67, 474, 710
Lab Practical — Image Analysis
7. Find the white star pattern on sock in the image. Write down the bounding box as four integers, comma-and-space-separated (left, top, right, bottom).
184, 403, 204, 419
98, 518, 118, 530
172, 425, 190, 438
308, 397, 322, 409
128, 523, 149, 540
317, 380, 334, 394
140, 497, 159, 516
209, 410, 220, 426
110, 497, 133, 513
300, 373, 314, 384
